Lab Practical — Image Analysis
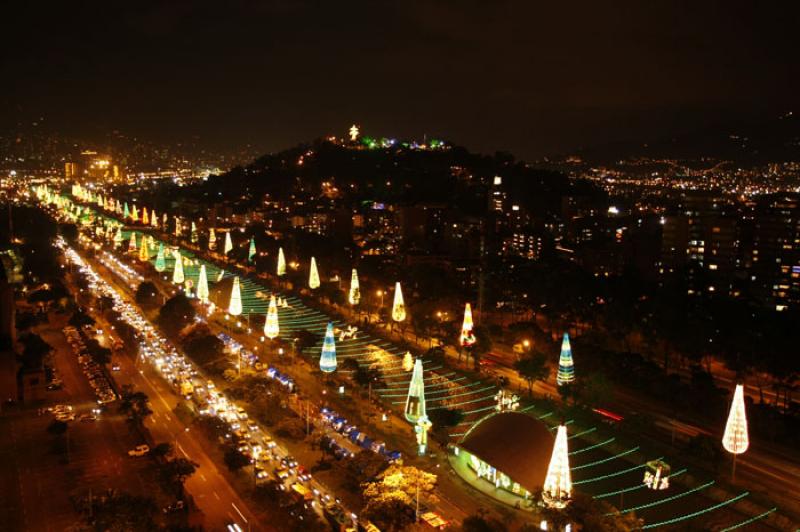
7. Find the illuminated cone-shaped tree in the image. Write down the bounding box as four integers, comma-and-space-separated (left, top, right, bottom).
208, 228, 217, 250
155, 243, 166, 272
723, 384, 749, 468
162, 213, 168, 228
392, 282, 406, 322
543, 425, 572, 509
142, 207, 149, 226
123, 202, 130, 219
224, 231, 233, 255
172, 251, 185, 284
556, 333, 575, 386
319, 322, 337, 373
174, 217, 182, 237
282, 298, 289, 308
402, 351, 414, 372
138, 237, 150, 262
128, 232, 137, 253
197, 264, 209, 304
113, 227, 123, 248
131, 204, 139, 223
151, 209, 159, 228
248, 237, 256, 263
309, 257, 320, 289
460, 303, 476, 347
228, 276, 242, 316
277, 247, 286, 276
191, 222, 198, 243
264, 295, 280, 339
405, 358, 426, 423
148, 235, 156, 251
348, 268, 360, 305
116, 201, 123, 216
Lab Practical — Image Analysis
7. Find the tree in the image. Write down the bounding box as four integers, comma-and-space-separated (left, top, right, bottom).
68, 309, 95, 328
18, 332, 52, 369
157, 294, 196, 337
118, 385, 153, 426
88, 492, 158, 531
160, 457, 198, 495
135, 281, 160, 308
361, 493, 416, 532
275, 416, 307, 440
85, 338, 112, 366
223, 446, 250, 472
181, 325, 225, 366
514, 353, 550, 394
47, 419, 68, 436
461, 510, 508, 532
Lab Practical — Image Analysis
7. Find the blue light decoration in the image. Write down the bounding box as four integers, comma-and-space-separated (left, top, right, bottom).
556, 333, 575, 386
319, 322, 337, 373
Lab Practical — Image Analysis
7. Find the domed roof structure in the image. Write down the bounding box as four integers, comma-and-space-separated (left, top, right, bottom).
458, 411, 554, 493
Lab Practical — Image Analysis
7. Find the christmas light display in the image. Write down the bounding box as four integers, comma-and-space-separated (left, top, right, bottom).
264, 295, 279, 339
123, 202, 130, 219
722, 384, 749, 455
248, 237, 256, 262
191, 222, 198, 244
197, 264, 209, 303
319, 322, 337, 373
224, 231, 233, 255
392, 282, 406, 322
138, 237, 150, 262
402, 351, 413, 372
228, 276, 243, 316
172, 251, 185, 284
131, 204, 139, 222
174, 217, 182, 237
155, 243, 166, 272
404, 358, 426, 423
128, 232, 137, 253
556, 333, 575, 386
208, 228, 216, 250
543, 425, 572, 509
309, 257, 320, 289
113, 227, 123, 248
460, 303, 475, 347
348, 268, 360, 305
142, 207, 149, 226
151, 209, 158, 228
277, 247, 286, 276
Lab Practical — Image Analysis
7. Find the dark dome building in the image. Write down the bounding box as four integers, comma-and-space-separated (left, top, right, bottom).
451, 411, 554, 501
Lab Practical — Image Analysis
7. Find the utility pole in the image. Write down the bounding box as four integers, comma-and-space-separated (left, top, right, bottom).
477, 228, 485, 325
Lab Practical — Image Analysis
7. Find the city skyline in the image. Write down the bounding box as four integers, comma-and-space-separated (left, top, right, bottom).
2, 2, 800, 160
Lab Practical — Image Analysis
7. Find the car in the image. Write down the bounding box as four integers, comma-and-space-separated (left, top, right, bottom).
56, 413, 75, 422
111, 363, 121, 371
78, 414, 96, 422
46, 383, 63, 391
162, 500, 185, 514
128, 444, 150, 457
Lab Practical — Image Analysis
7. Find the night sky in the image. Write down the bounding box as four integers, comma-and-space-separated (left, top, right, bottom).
3, 1, 799, 159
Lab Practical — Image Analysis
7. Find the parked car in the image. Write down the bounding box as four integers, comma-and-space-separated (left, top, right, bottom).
128, 444, 150, 457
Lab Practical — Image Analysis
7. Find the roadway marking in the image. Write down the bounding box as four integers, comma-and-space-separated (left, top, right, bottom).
200, 473, 207, 482
213, 491, 221, 500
